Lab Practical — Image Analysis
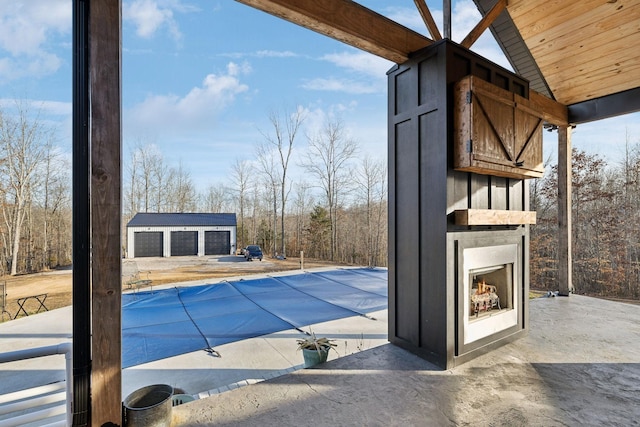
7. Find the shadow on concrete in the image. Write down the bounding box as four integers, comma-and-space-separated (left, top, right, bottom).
215, 256, 248, 263
0, 333, 72, 339
175, 345, 640, 426
122, 367, 294, 396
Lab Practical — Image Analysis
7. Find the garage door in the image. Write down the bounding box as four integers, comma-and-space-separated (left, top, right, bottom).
134, 232, 163, 257
171, 231, 198, 256
205, 231, 230, 255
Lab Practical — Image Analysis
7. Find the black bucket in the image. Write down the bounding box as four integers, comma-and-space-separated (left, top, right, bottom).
123, 384, 173, 427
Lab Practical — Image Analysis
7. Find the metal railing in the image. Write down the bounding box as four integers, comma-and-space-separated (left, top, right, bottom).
0, 282, 10, 320
0, 343, 72, 427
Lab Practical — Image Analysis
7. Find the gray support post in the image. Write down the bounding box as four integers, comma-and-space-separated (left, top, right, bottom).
72, 0, 91, 424
558, 125, 573, 295
443, 0, 452, 39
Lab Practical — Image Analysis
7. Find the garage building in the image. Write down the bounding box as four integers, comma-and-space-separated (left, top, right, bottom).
126, 213, 237, 258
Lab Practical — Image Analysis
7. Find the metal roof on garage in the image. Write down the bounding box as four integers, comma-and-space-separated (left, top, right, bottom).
127, 212, 237, 227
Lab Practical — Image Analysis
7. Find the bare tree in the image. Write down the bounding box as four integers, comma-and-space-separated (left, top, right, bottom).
256, 144, 279, 257
124, 145, 142, 219
291, 181, 314, 255
259, 107, 306, 258
231, 159, 251, 249
36, 141, 70, 269
167, 161, 197, 212
150, 151, 170, 212
301, 118, 358, 261
354, 156, 387, 266
201, 183, 230, 213
0, 103, 51, 275
124, 142, 162, 214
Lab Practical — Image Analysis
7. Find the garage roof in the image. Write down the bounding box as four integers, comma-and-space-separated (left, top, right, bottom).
127, 213, 237, 227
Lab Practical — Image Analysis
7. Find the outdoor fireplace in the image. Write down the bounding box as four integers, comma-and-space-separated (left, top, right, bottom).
452, 231, 526, 361
388, 40, 531, 369
463, 244, 518, 345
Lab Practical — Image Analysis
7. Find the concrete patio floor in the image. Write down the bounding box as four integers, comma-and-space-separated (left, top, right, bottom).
2, 273, 639, 426
172, 294, 640, 426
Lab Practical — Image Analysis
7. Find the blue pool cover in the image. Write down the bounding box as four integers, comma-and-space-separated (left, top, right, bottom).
122, 267, 388, 368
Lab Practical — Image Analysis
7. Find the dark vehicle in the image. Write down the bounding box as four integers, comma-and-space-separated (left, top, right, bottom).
244, 245, 263, 261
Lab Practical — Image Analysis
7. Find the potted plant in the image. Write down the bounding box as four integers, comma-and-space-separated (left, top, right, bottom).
296, 331, 337, 368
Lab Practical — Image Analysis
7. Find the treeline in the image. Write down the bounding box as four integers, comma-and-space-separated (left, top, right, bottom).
531, 146, 640, 300
7, 100, 640, 301
124, 112, 388, 267
1, 104, 387, 276
0, 104, 72, 275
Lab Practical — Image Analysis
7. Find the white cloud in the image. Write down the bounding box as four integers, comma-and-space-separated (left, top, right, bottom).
304, 50, 391, 94
0, 97, 71, 115
127, 62, 250, 135
0, 0, 70, 55
255, 50, 297, 58
302, 77, 379, 95
452, 0, 511, 69
385, 6, 431, 35
220, 50, 298, 60
123, 0, 197, 41
321, 51, 392, 78
0, 0, 70, 80
371, 1, 511, 69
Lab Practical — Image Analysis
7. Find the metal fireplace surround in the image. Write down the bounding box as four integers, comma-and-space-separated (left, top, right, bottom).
388, 40, 530, 369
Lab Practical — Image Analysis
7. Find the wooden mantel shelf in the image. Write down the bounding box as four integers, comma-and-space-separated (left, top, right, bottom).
454, 209, 536, 226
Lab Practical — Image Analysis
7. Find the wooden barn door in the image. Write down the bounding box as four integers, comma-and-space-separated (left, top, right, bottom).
454, 76, 543, 179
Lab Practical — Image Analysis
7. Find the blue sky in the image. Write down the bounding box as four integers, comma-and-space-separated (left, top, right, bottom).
1, 0, 639, 191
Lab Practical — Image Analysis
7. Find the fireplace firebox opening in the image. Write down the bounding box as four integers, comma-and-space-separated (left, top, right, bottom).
460, 242, 521, 347
469, 263, 513, 319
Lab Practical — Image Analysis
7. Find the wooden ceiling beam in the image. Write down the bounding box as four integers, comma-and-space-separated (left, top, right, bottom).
235, 0, 433, 63
461, 0, 507, 49
414, 0, 442, 41
529, 89, 568, 126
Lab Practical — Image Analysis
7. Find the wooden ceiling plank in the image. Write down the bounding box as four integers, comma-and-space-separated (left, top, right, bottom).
235, 0, 433, 63
548, 52, 640, 84
543, 37, 640, 83
506, 0, 562, 19
554, 71, 640, 103
548, 75, 639, 105
539, 59, 640, 97
529, 3, 640, 53
549, 60, 640, 97
488, 0, 640, 107
543, 31, 640, 81
532, 23, 640, 68
509, 0, 605, 40
526, 3, 640, 62
461, 0, 507, 49
413, 0, 442, 41
553, 68, 640, 105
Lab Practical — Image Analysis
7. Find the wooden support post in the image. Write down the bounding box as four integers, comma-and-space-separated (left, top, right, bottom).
89, 0, 122, 424
558, 125, 573, 296
460, 0, 507, 49
414, 0, 442, 40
